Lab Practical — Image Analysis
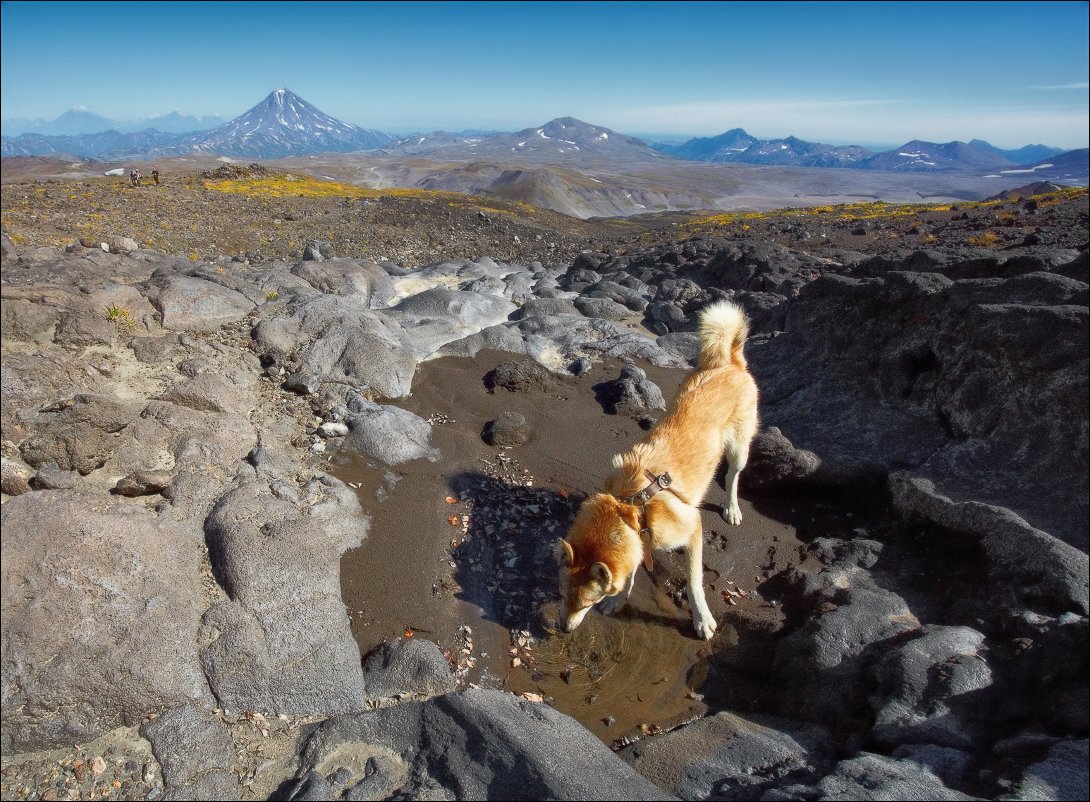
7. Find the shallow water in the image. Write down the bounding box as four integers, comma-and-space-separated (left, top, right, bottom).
334, 351, 814, 744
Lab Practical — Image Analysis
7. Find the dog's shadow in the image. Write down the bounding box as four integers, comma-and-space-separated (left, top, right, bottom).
447, 471, 580, 636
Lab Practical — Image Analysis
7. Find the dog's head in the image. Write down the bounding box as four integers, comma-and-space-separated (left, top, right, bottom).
555, 493, 641, 633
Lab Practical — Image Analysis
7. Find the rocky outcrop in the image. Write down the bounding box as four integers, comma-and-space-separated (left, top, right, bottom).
2, 208, 1087, 801
286, 689, 674, 801
1, 492, 210, 752
201, 454, 368, 716
559, 236, 1088, 553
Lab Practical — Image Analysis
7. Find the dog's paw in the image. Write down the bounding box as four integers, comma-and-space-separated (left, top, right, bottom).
722, 503, 742, 526
694, 615, 718, 640
599, 594, 627, 616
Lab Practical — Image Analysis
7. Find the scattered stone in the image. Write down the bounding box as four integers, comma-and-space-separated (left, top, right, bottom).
30, 463, 79, 490
290, 688, 673, 800
595, 361, 666, 416
482, 412, 531, 446
0, 463, 32, 496
283, 371, 321, 395
111, 469, 173, 497
344, 401, 441, 465
106, 235, 138, 254
485, 359, 556, 393
302, 239, 332, 261
362, 638, 456, 702
317, 421, 350, 438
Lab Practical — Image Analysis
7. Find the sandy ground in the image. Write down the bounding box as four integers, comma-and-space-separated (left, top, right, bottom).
330, 350, 874, 745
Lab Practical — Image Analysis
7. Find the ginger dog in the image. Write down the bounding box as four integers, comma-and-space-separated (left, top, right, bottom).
557, 301, 758, 639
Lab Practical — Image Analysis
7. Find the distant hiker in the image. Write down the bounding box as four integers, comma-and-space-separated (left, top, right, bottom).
129, 169, 141, 187
151, 169, 160, 185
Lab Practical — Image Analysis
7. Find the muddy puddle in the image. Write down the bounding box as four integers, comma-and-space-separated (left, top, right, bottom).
333, 350, 870, 745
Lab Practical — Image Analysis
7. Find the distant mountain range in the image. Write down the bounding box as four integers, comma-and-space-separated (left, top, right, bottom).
1, 89, 1083, 181
378, 117, 662, 163
1, 110, 225, 137
652, 128, 873, 168
653, 128, 1067, 171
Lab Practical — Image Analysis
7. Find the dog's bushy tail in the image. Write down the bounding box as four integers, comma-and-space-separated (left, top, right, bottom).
698, 301, 750, 370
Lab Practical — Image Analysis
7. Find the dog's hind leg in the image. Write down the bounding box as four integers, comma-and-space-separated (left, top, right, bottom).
599, 570, 635, 615
685, 515, 717, 639
720, 435, 748, 525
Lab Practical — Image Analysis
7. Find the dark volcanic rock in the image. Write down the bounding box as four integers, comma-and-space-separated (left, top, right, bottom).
140, 703, 237, 800
1, 492, 209, 752
798, 752, 977, 800
362, 638, 456, 703
482, 411, 531, 446
200, 460, 368, 716
485, 359, 556, 393
595, 361, 667, 417
750, 262, 1089, 550
288, 689, 673, 801
870, 625, 992, 750
574, 294, 634, 320
620, 711, 834, 800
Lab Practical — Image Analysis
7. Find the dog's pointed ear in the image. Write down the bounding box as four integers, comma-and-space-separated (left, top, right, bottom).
590, 561, 612, 589
554, 539, 575, 567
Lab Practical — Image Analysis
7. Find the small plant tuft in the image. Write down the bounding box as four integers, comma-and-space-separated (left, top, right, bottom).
967, 230, 1001, 247
104, 304, 138, 333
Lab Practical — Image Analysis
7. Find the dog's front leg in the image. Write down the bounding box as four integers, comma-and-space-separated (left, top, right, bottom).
686, 522, 717, 639
599, 569, 635, 615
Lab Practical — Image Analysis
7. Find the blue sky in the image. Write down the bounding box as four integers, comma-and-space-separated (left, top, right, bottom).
2, 1, 1088, 149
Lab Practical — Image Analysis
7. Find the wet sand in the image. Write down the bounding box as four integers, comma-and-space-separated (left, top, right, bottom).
333, 350, 854, 744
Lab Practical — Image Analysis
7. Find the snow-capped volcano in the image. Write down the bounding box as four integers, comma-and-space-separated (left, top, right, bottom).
172, 88, 391, 158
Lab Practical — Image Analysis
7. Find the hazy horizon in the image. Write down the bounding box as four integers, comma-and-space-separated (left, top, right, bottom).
2, 1, 1088, 151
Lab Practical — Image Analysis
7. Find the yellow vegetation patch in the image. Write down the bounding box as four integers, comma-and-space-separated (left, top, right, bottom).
967, 230, 1002, 247
684, 187, 1087, 233
204, 174, 462, 202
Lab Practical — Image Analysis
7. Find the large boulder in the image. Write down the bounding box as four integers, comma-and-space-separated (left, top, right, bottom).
1, 492, 210, 752
19, 394, 141, 474
290, 257, 394, 305
387, 287, 517, 359
140, 703, 238, 800
286, 689, 674, 801
620, 711, 834, 800
870, 626, 992, 749
343, 402, 440, 466
750, 267, 1089, 550
253, 295, 418, 398
153, 276, 255, 333
200, 458, 368, 716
